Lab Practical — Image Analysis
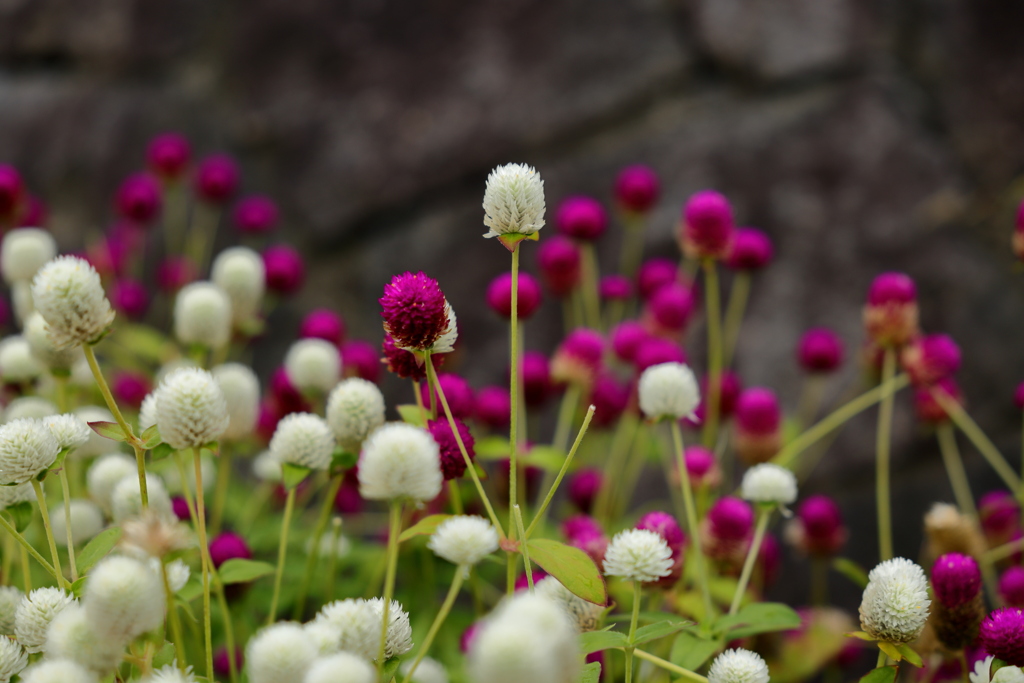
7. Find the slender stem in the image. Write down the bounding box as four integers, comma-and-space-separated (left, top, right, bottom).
670, 421, 714, 618
377, 501, 403, 667
631, 648, 709, 683
526, 406, 596, 538
796, 375, 826, 430
0, 512, 57, 580
959, 651, 969, 683
933, 388, 1023, 491
513, 505, 534, 590
161, 561, 187, 672
552, 384, 582, 455
192, 449, 214, 679
413, 380, 428, 427
877, 650, 888, 667
730, 508, 770, 614
593, 414, 639, 525
31, 480, 66, 589
400, 568, 465, 683
1, 531, 12, 586
701, 260, 723, 449
772, 374, 910, 470
58, 469, 77, 581
988, 535, 1024, 563
579, 242, 602, 330
448, 480, 464, 514
619, 214, 647, 280
19, 544, 30, 592
876, 348, 897, 562
210, 447, 233, 536
294, 473, 344, 619
509, 244, 521, 531
267, 486, 296, 626
937, 424, 977, 518
1021, 412, 1024, 532
327, 517, 342, 602
213, 569, 239, 683
626, 581, 642, 683
722, 271, 751, 367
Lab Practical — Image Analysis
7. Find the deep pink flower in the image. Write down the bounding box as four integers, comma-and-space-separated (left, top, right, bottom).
614, 165, 659, 213
725, 227, 773, 270
562, 515, 603, 541
979, 490, 1019, 541
758, 533, 781, 586
600, 275, 632, 301
486, 271, 542, 319
475, 386, 510, 431
112, 371, 150, 410
270, 366, 311, 415
569, 528, 609, 566
556, 196, 607, 241
864, 272, 919, 347
707, 497, 754, 542
793, 495, 847, 556
611, 321, 651, 363
420, 373, 474, 420
381, 333, 443, 381
334, 471, 364, 515
110, 279, 149, 320
568, 469, 603, 513
514, 570, 548, 592
213, 647, 244, 679
700, 371, 742, 418
932, 553, 982, 609
427, 418, 475, 480
521, 351, 553, 408
380, 271, 448, 350
647, 282, 694, 332
682, 190, 734, 259
914, 377, 962, 424
798, 328, 844, 373
0, 165, 24, 219
1015, 382, 1024, 410
589, 373, 630, 427
195, 154, 239, 203
537, 236, 581, 297
683, 445, 720, 488
551, 328, 605, 385
901, 334, 961, 385
233, 195, 278, 234
1000, 567, 1024, 607
171, 496, 191, 522
636, 511, 686, 557
980, 608, 1024, 665
300, 309, 346, 346
340, 340, 380, 382
263, 245, 305, 295
636, 258, 678, 300
115, 173, 162, 224
209, 532, 252, 569
633, 337, 686, 373
147, 133, 191, 179
736, 388, 781, 435
157, 256, 197, 292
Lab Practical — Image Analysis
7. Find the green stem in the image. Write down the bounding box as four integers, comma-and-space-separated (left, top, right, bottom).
294, 473, 344, 619
876, 348, 897, 562
161, 561, 187, 673
526, 406, 596, 538
729, 507, 770, 614
213, 568, 239, 683
327, 518, 342, 602
986, 535, 1024, 563
631, 648, 709, 683
58, 469, 77, 581
579, 242, 602, 330
0, 511, 57, 581
593, 413, 639, 525
267, 486, 296, 626
400, 567, 465, 683
670, 421, 714, 618
933, 387, 1022, 492
626, 581, 642, 683
192, 449, 214, 679
31, 480, 66, 589
552, 383, 582, 455
796, 375, 826, 430
877, 650, 888, 667
619, 213, 647, 280
701, 260, 723, 449
209, 447, 233, 536
722, 271, 751, 368
937, 424, 977, 519
377, 501, 403, 667
513, 505, 534, 589
508, 244, 521, 546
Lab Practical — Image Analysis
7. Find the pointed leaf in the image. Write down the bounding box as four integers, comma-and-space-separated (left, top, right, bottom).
474, 437, 511, 460
833, 557, 869, 589
399, 515, 452, 543
48, 447, 71, 473
396, 404, 427, 427
381, 657, 402, 682
8, 501, 33, 532
633, 619, 691, 646
877, 642, 903, 662
77, 527, 122, 574
70, 576, 87, 598
89, 421, 129, 443
846, 631, 877, 642
151, 442, 176, 462
860, 666, 898, 683
218, 558, 275, 585
579, 630, 629, 654
526, 538, 607, 605
579, 661, 602, 683
671, 631, 722, 671
152, 641, 176, 670
896, 644, 922, 668
330, 448, 358, 474
715, 602, 801, 639
141, 424, 163, 449
281, 463, 312, 490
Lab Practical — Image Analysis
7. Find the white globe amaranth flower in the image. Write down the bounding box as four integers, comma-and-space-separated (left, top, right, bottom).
173, 281, 232, 349
428, 515, 499, 567
0, 335, 44, 383
358, 422, 443, 503
325, 378, 385, 454
971, 657, 1024, 683
83, 554, 165, 642
212, 363, 260, 441
111, 473, 173, 524
211, 246, 265, 325
0, 481, 33, 510
602, 528, 674, 583
305, 621, 342, 656
24, 313, 82, 372
0, 635, 28, 683
431, 302, 458, 354
50, 499, 104, 548
314, 599, 380, 660
285, 339, 342, 394
270, 412, 335, 471
305, 531, 351, 559
246, 622, 318, 683
2, 228, 56, 285
973, 657, 997, 683
859, 557, 931, 643
400, 657, 448, 683
0, 418, 59, 485
707, 648, 770, 683
138, 392, 158, 432
366, 597, 413, 660
155, 367, 230, 450
142, 663, 198, 683
534, 576, 605, 632
30, 256, 115, 349
3, 397, 57, 424
19, 659, 98, 683
43, 414, 91, 452
73, 406, 119, 459
159, 559, 191, 593
638, 362, 700, 420
11, 281, 33, 326
253, 450, 282, 482
304, 652, 375, 683
86, 453, 135, 513
482, 163, 546, 239
14, 587, 76, 653
741, 463, 798, 506
0, 587, 24, 635
44, 604, 124, 674
468, 592, 580, 683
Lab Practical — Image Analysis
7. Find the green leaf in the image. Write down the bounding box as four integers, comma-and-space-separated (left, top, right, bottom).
152, 641, 176, 669
525, 445, 568, 473
896, 644, 922, 668
633, 619, 691, 646
396, 404, 426, 427
833, 557, 869, 589
860, 666, 898, 683
89, 421, 129, 443
330, 448, 358, 473
70, 576, 87, 598
77, 527, 122, 574
281, 463, 312, 490
49, 447, 71, 473
846, 631, 877, 642
526, 538, 607, 606
671, 631, 722, 672
8, 501, 33, 533
141, 424, 163, 449
399, 515, 452, 543
877, 642, 902, 662
578, 630, 629, 654
714, 602, 801, 639
381, 657, 402, 682
474, 437, 511, 460
178, 578, 202, 602
579, 661, 602, 683
218, 558, 275, 585
151, 442, 176, 461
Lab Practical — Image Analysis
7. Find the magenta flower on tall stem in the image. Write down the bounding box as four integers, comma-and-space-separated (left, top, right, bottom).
556, 196, 606, 327
636, 257, 679, 301
233, 195, 279, 235
734, 387, 782, 465
798, 328, 845, 374
980, 608, 1024, 666
263, 245, 305, 296
722, 227, 773, 365
486, 271, 542, 320
614, 165, 659, 279
147, 132, 191, 181
115, 173, 162, 226
930, 553, 983, 652
901, 333, 961, 385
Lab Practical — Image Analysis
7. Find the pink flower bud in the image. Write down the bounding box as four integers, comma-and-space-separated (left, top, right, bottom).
683, 445, 720, 488
209, 532, 252, 569
475, 386, 510, 431
562, 515, 603, 540
110, 279, 149, 320
725, 227, 773, 271
115, 173, 162, 225
798, 328, 844, 373
551, 329, 605, 386
682, 190, 734, 259
300, 309, 346, 346
789, 495, 847, 556
979, 490, 1018, 543
420, 373, 474, 419
486, 271, 542, 319
734, 387, 782, 464
599, 275, 632, 302
233, 195, 278, 234
340, 340, 380, 382
901, 334, 961, 385
932, 553, 982, 609
864, 272, 919, 347
1000, 567, 1024, 607
263, 245, 305, 295
427, 417, 475, 480
568, 468, 603, 513
537, 236, 581, 297
195, 154, 239, 203
636, 257, 678, 300
614, 165, 659, 213
556, 196, 607, 241
112, 371, 150, 410
589, 373, 630, 427
147, 133, 191, 179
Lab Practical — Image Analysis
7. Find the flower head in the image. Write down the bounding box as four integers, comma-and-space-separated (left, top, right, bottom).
638, 361, 700, 420
603, 528, 673, 582
84, 555, 165, 642
115, 173, 162, 224
341, 340, 380, 382
246, 622, 317, 683
284, 338, 341, 394
534, 576, 604, 632
399, 657, 447, 683
725, 228, 773, 271
301, 309, 345, 345
901, 334, 961, 385
615, 165, 659, 213
0, 587, 22, 635
537, 236, 580, 297
380, 272, 451, 352
682, 190, 734, 259
475, 386, 510, 430
111, 473, 173, 524
366, 598, 414, 659
0, 335, 44, 383
0, 636, 27, 683
50, 499, 104, 547
1001, 567, 1024, 607
647, 283, 695, 333
486, 272, 542, 319
43, 603, 124, 674
211, 363, 260, 441
15, 587, 76, 653
932, 553, 982, 608
2, 228, 56, 285
269, 413, 335, 471
173, 282, 232, 349
358, 423, 442, 502
0, 481, 33, 510
326, 378, 386, 454
262, 245, 305, 295
798, 328, 844, 373
787, 495, 846, 556
428, 515, 499, 566
981, 608, 1024, 666
741, 463, 798, 506
194, 154, 238, 203
0, 418, 59, 485
233, 195, 279, 234
305, 652, 375, 683
314, 599, 380, 660
427, 417, 475, 480
556, 196, 606, 241
211, 247, 265, 326
482, 163, 546, 240
707, 648, 770, 683
859, 557, 930, 643
156, 368, 229, 450
864, 272, 919, 347
147, 132, 190, 179
86, 453, 135, 514
31, 256, 115, 349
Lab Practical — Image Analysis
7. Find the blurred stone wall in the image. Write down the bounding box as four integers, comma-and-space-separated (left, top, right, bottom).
1, 0, 1023, 602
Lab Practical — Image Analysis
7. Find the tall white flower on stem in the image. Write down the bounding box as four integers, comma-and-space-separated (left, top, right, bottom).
358, 423, 442, 503
482, 164, 546, 240
44, 603, 125, 674
859, 557, 930, 643
314, 599, 381, 660
270, 413, 335, 471
246, 622, 318, 683
30, 256, 114, 349
49, 499, 103, 547
603, 529, 673, 583
428, 516, 499, 567
326, 378, 385, 454
366, 598, 414, 660
707, 649, 770, 683
86, 453, 135, 514
155, 368, 229, 451
741, 463, 798, 507
285, 338, 341, 394
0, 418, 58, 485
211, 246, 265, 327
83, 555, 165, 642
638, 362, 700, 421
173, 282, 232, 350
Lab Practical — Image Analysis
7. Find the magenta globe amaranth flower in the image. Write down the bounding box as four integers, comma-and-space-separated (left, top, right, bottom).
562, 515, 603, 541
112, 371, 150, 409
263, 245, 305, 295
210, 532, 252, 569
789, 495, 847, 556
636, 257, 678, 300
381, 333, 443, 382
486, 271, 542, 319
233, 195, 279, 234
110, 278, 149, 320
979, 490, 1019, 543
380, 271, 451, 351
570, 528, 610, 566
615, 165, 659, 213
683, 445, 720, 488
115, 173, 162, 225
0, 165, 24, 219
568, 469, 602, 513
798, 328, 844, 373
195, 153, 239, 203
341, 340, 380, 382
700, 370, 741, 418
420, 373, 474, 419
551, 328, 605, 386
427, 417, 475, 480
599, 275, 632, 302
682, 190, 734, 260
1000, 567, 1024, 607
980, 608, 1024, 665
864, 272, 919, 347
147, 132, 191, 179
475, 386, 510, 430
157, 255, 197, 292
647, 282, 695, 333
537, 235, 581, 297
901, 333, 961, 385
734, 387, 782, 464
725, 227, 773, 271
521, 351, 553, 408
610, 321, 649, 363
589, 373, 630, 427
703, 496, 754, 565
932, 553, 981, 609
556, 196, 607, 241
172, 496, 191, 521
914, 377, 963, 424
633, 337, 686, 373
214, 647, 244, 680
300, 309, 346, 346
636, 510, 686, 588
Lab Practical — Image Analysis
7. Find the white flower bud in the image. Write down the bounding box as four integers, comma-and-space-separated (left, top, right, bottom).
14, 587, 76, 653
111, 473, 173, 524
158, 559, 191, 593
246, 622, 318, 683
3, 397, 57, 424
19, 659, 98, 683
2, 228, 56, 285
269, 413, 335, 471
210, 363, 260, 441
50, 499, 104, 547
211, 246, 265, 325
638, 362, 700, 420
0, 481, 33, 510
0, 635, 28, 683
138, 392, 157, 432
142, 663, 198, 683
83, 555, 165, 642
0, 587, 23, 635
24, 313, 81, 372
427, 515, 499, 567
305, 652, 376, 683
707, 649, 770, 683
43, 414, 91, 452
305, 531, 350, 559
253, 450, 282, 482
358, 423, 442, 503
859, 557, 930, 643
86, 453, 135, 514
285, 339, 341, 394
482, 163, 546, 239
326, 378, 385, 454
400, 657, 448, 683
156, 368, 229, 450
602, 528, 673, 583
0, 418, 59, 485
173, 282, 232, 349
366, 598, 413, 660
44, 604, 124, 674
0, 335, 44, 383
740, 463, 798, 506
534, 576, 604, 632
314, 599, 380, 660
30, 256, 114, 349
73, 406, 119, 459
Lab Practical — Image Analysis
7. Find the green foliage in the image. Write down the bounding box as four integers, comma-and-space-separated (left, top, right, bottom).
76, 527, 122, 574
218, 558, 275, 585
281, 462, 312, 490
525, 538, 607, 605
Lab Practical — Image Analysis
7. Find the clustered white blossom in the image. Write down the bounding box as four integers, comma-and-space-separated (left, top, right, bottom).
707, 648, 771, 683
357, 422, 442, 502
4, 397, 57, 424
86, 454, 137, 514
740, 463, 798, 506
534, 576, 605, 632
427, 515, 499, 567
212, 363, 261, 441
246, 622, 319, 683
859, 557, 931, 643
602, 528, 674, 583
482, 163, 546, 239
0, 335, 44, 383
0, 631, 28, 682
211, 246, 265, 326
19, 659, 99, 683
42, 414, 91, 452
638, 362, 701, 420
284, 338, 341, 394
14, 588, 77, 653
2, 228, 57, 285
30, 256, 114, 349
155, 367, 230, 451
24, 313, 81, 373
269, 412, 335, 471
0, 417, 59, 485
325, 378, 386, 454
0, 586, 24, 634
173, 282, 232, 349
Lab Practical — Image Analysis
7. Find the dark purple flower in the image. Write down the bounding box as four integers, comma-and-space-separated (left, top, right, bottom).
798, 328, 844, 373
647, 282, 695, 332
682, 190, 734, 259
979, 490, 1019, 541
864, 272, 918, 347
209, 532, 252, 569
233, 195, 278, 234
171, 496, 191, 522
562, 515, 603, 541
614, 165, 659, 213
147, 133, 191, 179
735, 388, 781, 435
636, 511, 686, 557
110, 279, 149, 320
901, 334, 961, 385
633, 337, 686, 373
914, 377, 962, 424
115, 173, 162, 225
300, 309, 346, 346
214, 647, 244, 679
157, 256, 197, 292
707, 497, 754, 542
475, 386, 510, 431
793, 495, 846, 556
195, 154, 239, 203
1000, 567, 1024, 607
932, 553, 982, 609
428, 418, 476, 480
600, 275, 632, 301
537, 236, 581, 297
551, 329, 605, 385
611, 321, 650, 363
380, 271, 448, 350
980, 608, 1024, 666
341, 340, 380, 382
0, 165, 24, 219
556, 196, 607, 241
381, 333, 443, 382
263, 245, 305, 295
486, 271, 542, 319
725, 227, 773, 270
568, 469, 603, 513
521, 351, 553, 408
636, 258, 677, 301
112, 371, 150, 410
589, 373, 630, 427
